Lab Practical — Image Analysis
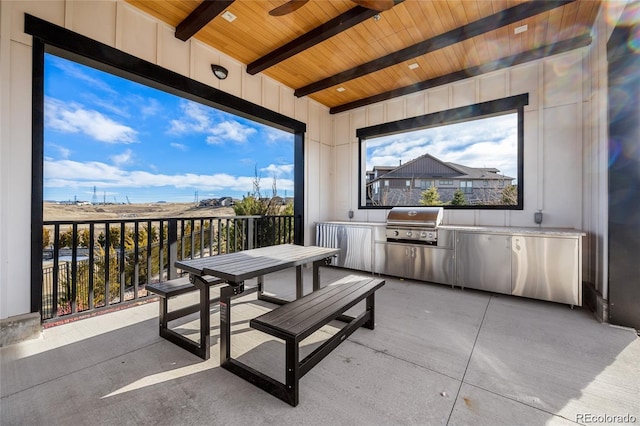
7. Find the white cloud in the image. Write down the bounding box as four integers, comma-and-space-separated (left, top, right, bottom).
206, 121, 257, 145
80, 93, 129, 118
264, 127, 291, 145
50, 57, 116, 95
49, 143, 71, 159
170, 142, 187, 151
44, 159, 294, 194
167, 100, 257, 145
261, 163, 294, 178
139, 97, 162, 118
110, 149, 134, 166
45, 97, 137, 144
168, 101, 211, 134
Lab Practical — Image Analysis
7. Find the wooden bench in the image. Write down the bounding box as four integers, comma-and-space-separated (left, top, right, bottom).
146, 275, 225, 359
247, 275, 385, 406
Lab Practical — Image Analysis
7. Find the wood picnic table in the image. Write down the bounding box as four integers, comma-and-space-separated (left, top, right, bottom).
174, 244, 340, 360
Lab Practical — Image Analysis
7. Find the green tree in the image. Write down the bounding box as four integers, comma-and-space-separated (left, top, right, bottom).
97, 231, 106, 248
42, 227, 51, 248
281, 202, 294, 216
229, 167, 294, 248
78, 228, 91, 247
450, 189, 466, 206
501, 185, 518, 205
233, 195, 270, 216
96, 226, 122, 248
420, 186, 443, 205
59, 227, 74, 248
109, 226, 122, 248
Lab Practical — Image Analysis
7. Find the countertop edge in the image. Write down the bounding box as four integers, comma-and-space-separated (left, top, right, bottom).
315, 221, 586, 237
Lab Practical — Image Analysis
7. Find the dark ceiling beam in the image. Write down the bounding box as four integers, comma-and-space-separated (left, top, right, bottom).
247, 5, 390, 75
330, 33, 592, 114
175, 0, 235, 41
296, 0, 576, 97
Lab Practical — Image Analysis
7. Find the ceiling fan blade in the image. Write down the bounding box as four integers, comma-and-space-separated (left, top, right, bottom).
269, 0, 310, 17
350, 0, 397, 12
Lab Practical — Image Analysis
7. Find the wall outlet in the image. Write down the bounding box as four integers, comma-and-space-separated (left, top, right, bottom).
534, 211, 543, 224
348, 210, 354, 219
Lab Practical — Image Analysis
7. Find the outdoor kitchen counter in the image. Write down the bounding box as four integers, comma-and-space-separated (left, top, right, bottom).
316, 221, 585, 306
314, 221, 385, 227
316, 222, 585, 236
438, 225, 586, 237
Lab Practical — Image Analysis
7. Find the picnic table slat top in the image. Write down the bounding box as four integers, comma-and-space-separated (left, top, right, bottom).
175, 244, 339, 283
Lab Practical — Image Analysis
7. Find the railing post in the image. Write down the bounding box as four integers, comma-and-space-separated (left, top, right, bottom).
247, 217, 254, 250
105, 223, 111, 307
71, 223, 78, 313
168, 219, 178, 280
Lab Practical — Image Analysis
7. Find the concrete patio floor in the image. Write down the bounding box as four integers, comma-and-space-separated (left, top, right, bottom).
1, 266, 639, 425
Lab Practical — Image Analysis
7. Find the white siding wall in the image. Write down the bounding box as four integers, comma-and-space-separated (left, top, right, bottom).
0, 0, 332, 320
332, 50, 594, 230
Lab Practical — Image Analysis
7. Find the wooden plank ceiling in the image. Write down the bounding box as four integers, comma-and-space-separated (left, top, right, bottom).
126, 0, 600, 113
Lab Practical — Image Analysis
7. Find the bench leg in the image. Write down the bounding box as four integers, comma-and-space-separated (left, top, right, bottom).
285, 338, 300, 407
256, 275, 264, 299
156, 283, 210, 360
219, 282, 245, 363
363, 293, 375, 330
158, 297, 169, 334
220, 285, 233, 363
198, 281, 211, 360
296, 265, 303, 299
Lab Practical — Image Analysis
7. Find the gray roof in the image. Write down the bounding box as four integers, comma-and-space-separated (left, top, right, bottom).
445, 162, 514, 180
367, 153, 514, 183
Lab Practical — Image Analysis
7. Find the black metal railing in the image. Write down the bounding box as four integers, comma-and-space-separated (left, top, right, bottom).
41, 215, 294, 322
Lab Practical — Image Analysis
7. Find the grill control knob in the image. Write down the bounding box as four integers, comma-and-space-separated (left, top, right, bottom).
406, 231, 413, 237
393, 230, 399, 237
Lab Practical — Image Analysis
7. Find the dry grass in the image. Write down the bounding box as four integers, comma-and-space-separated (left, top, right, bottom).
43, 202, 236, 221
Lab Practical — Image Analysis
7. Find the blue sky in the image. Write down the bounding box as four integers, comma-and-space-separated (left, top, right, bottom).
44, 54, 294, 204
365, 113, 518, 180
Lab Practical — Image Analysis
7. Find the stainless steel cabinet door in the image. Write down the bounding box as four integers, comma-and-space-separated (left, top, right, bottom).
511, 236, 579, 305
316, 223, 373, 272
414, 246, 454, 285
456, 233, 512, 294
382, 243, 412, 278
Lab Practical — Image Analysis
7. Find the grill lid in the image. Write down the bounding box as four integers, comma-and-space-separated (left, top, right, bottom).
386, 207, 443, 228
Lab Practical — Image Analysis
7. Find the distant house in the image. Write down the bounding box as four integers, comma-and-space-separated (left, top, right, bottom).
366, 153, 515, 206
198, 197, 234, 208
218, 197, 233, 207
198, 198, 219, 207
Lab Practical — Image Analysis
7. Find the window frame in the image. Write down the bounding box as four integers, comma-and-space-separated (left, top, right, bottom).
357, 94, 527, 210
26, 14, 306, 313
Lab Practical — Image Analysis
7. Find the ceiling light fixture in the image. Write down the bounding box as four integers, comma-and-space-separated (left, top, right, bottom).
373, 14, 381, 22
211, 64, 229, 80
408, 63, 419, 70
221, 11, 237, 22
336, 87, 346, 92
514, 24, 528, 34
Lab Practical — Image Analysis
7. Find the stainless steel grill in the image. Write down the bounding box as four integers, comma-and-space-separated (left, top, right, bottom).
385, 207, 443, 245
